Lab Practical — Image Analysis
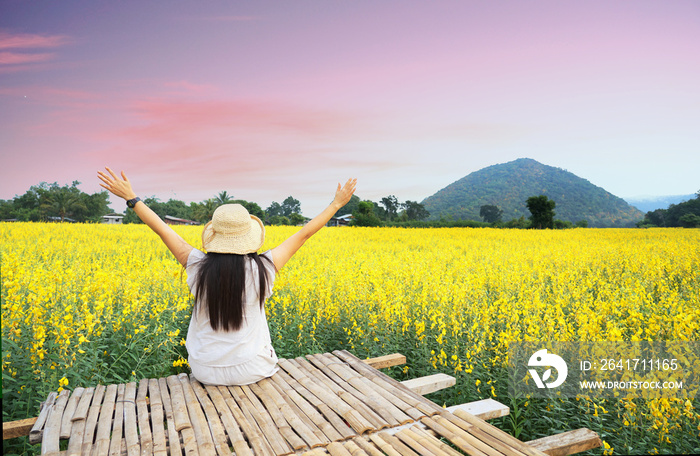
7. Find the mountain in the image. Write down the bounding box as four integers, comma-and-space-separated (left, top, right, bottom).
421, 158, 644, 227
624, 194, 696, 213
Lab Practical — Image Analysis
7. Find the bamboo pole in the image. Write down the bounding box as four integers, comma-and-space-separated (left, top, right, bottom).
122, 382, 140, 456
135, 379, 153, 456
248, 382, 305, 450
188, 376, 233, 456
29, 391, 56, 444
333, 351, 443, 417
450, 410, 548, 456
42, 388, 70, 456
395, 428, 441, 456
158, 377, 183, 456
233, 384, 292, 455
273, 369, 354, 440
367, 433, 404, 456
326, 442, 353, 456
218, 385, 275, 456
148, 379, 168, 456
265, 375, 331, 446
108, 384, 125, 456
204, 384, 254, 456
178, 373, 216, 456
72, 387, 94, 422
60, 387, 84, 439
65, 414, 86, 456
419, 416, 487, 456
411, 426, 465, 456
351, 436, 385, 456
432, 416, 502, 456
94, 384, 118, 456
81, 383, 105, 456
378, 431, 421, 456
165, 375, 192, 432
342, 439, 370, 456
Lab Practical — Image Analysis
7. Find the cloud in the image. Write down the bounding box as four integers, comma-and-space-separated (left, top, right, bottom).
0, 31, 71, 68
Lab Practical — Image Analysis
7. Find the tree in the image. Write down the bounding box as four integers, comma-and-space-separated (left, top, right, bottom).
281, 196, 301, 217
526, 195, 556, 229
192, 199, 218, 223
479, 205, 503, 224
380, 195, 400, 221
402, 201, 430, 221
352, 201, 382, 227
265, 201, 283, 220
232, 199, 264, 220
215, 191, 233, 205
679, 213, 700, 228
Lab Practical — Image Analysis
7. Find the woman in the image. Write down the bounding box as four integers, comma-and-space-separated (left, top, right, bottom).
98, 167, 356, 385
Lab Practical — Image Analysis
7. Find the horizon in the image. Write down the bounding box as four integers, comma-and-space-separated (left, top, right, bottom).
2, 1, 699, 215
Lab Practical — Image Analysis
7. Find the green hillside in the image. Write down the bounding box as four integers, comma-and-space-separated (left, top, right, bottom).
421, 158, 644, 227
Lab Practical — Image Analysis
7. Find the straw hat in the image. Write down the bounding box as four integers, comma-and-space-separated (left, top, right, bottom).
201, 204, 265, 254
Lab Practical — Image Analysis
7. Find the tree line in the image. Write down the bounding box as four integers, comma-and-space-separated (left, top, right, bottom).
636, 191, 700, 228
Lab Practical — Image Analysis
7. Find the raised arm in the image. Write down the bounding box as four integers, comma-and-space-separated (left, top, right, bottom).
98, 167, 193, 267
271, 178, 356, 271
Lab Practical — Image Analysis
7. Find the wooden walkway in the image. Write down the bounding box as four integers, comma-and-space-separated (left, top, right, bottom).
22, 350, 597, 456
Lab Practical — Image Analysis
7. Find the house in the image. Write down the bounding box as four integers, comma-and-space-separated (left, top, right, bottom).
101, 214, 124, 224
164, 215, 199, 226
328, 214, 353, 227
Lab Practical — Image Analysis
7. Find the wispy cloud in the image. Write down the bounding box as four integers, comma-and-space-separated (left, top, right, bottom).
0, 31, 71, 69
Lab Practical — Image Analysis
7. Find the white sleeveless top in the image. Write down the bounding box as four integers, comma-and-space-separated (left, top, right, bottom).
185, 248, 276, 366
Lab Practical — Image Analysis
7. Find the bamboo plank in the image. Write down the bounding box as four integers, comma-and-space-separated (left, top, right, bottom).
218, 385, 275, 456
178, 373, 217, 456
205, 384, 254, 456
72, 387, 95, 422
60, 387, 84, 439
158, 377, 183, 456
309, 354, 398, 428
29, 391, 56, 444
253, 380, 323, 449
363, 354, 406, 370
326, 442, 353, 456
286, 358, 374, 434
65, 416, 86, 456
411, 426, 464, 456
297, 356, 387, 431
343, 440, 370, 456
94, 384, 118, 456
378, 431, 421, 456
451, 410, 549, 456
135, 379, 153, 456
274, 369, 354, 440
181, 426, 200, 456
351, 437, 386, 456
526, 429, 602, 456
432, 416, 502, 456
122, 382, 140, 456
270, 372, 344, 443
395, 428, 441, 456
188, 376, 232, 456
81, 383, 106, 456
333, 351, 442, 416
147, 379, 168, 456
165, 375, 192, 432
42, 388, 70, 455
265, 376, 331, 446
234, 384, 292, 455
248, 382, 305, 450
320, 353, 412, 425
419, 416, 487, 456
108, 384, 125, 456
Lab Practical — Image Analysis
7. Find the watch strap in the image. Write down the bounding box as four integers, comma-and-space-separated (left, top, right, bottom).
126, 197, 141, 208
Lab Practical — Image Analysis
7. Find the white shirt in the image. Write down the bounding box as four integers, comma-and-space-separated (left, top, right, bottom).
185, 249, 276, 366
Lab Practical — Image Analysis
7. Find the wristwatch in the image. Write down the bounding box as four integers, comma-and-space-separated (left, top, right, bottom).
126, 197, 141, 208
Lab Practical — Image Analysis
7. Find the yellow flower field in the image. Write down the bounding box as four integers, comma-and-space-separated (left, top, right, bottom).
2, 222, 699, 454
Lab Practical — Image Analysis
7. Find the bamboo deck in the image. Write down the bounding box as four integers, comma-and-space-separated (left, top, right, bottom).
31, 350, 548, 456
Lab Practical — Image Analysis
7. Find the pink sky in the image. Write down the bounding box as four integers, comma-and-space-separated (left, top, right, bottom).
1, 1, 699, 215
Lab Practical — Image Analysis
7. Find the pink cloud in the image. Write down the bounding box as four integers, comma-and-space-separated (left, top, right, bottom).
0, 51, 55, 64
0, 32, 70, 49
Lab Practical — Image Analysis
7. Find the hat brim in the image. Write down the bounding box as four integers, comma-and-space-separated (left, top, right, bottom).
202, 215, 265, 254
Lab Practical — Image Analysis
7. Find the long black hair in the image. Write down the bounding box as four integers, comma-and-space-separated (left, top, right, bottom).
193, 252, 274, 331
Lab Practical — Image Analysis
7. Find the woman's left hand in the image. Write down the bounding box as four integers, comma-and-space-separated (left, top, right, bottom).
98, 167, 138, 201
